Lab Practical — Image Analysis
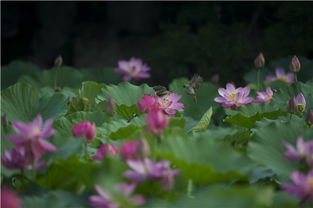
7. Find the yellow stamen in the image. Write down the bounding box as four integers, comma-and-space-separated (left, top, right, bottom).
308, 177, 313, 188
228, 92, 238, 101
278, 76, 289, 83
33, 127, 41, 135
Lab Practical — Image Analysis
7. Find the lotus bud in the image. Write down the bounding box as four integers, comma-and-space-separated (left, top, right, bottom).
54, 55, 63, 67
254, 52, 265, 68
136, 137, 150, 159
288, 96, 297, 113
295, 92, 306, 112
210, 73, 220, 84
80, 97, 89, 105
72, 120, 96, 141
290, 56, 301, 73
105, 97, 116, 115
146, 109, 168, 134
92, 143, 118, 160
306, 109, 313, 125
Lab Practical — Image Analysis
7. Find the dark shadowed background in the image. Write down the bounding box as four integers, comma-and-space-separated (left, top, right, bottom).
2, 1, 313, 86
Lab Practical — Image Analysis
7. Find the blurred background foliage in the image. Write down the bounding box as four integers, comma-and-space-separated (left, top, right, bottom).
2, 2, 313, 86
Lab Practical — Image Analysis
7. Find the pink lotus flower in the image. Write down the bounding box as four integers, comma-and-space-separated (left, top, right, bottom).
92, 143, 118, 161
214, 83, 253, 108
283, 137, 313, 166
295, 92, 306, 112
288, 96, 297, 113
120, 138, 150, 161
281, 169, 313, 204
254, 52, 265, 68
137, 94, 160, 113
254, 87, 273, 103
1, 146, 33, 169
124, 158, 180, 189
120, 140, 138, 161
115, 57, 150, 81
146, 109, 168, 134
290, 56, 301, 73
158, 93, 184, 116
72, 121, 96, 141
5, 115, 57, 160
89, 183, 144, 208
266, 68, 294, 83
1, 187, 21, 208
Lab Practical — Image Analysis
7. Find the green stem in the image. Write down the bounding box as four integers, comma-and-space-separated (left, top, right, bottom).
256, 68, 261, 91
84, 142, 88, 159
54, 66, 60, 87
32, 159, 37, 181
294, 72, 299, 93
187, 179, 194, 198
20, 168, 25, 185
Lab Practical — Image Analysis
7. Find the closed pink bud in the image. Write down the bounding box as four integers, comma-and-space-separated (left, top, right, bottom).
288, 96, 297, 113
72, 121, 96, 141
295, 92, 306, 112
105, 97, 116, 115
210, 73, 220, 84
290, 56, 301, 72
254, 52, 265, 68
136, 137, 150, 159
146, 109, 168, 134
54, 55, 63, 67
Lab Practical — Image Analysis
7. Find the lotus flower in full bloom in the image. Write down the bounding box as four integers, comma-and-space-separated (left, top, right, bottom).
266, 68, 294, 83
146, 109, 169, 134
281, 169, 313, 204
115, 57, 151, 81
158, 93, 184, 116
72, 120, 96, 141
123, 158, 180, 189
92, 143, 119, 161
283, 137, 313, 166
254, 87, 273, 103
89, 183, 144, 208
1, 187, 22, 208
5, 115, 57, 160
214, 83, 253, 109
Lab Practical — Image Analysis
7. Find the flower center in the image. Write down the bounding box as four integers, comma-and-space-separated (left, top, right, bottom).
32, 127, 41, 135
228, 92, 237, 101
127, 66, 140, 76
308, 177, 313, 188
297, 104, 305, 112
278, 76, 288, 83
